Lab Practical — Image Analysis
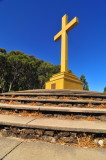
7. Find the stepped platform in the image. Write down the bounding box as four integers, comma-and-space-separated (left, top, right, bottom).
0, 89, 106, 148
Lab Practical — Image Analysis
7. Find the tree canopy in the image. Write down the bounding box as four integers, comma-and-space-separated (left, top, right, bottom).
0, 48, 60, 92
80, 74, 89, 90
0, 48, 89, 92
103, 87, 106, 93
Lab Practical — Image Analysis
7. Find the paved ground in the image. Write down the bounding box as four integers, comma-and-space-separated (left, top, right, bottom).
0, 114, 106, 133
0, 137, 106, 160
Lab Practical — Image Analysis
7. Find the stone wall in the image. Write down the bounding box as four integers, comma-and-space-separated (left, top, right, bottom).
0, 126, 106, 147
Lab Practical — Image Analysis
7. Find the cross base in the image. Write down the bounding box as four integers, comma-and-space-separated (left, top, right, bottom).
45, 72, 83, 90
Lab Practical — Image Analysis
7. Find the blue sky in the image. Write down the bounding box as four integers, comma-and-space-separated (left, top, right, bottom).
0, 0, 106, 92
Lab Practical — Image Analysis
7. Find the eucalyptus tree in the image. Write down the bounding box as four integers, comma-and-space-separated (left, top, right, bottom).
80, 74, 89, 90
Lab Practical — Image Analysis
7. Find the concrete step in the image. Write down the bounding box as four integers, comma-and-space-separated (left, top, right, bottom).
0, 103, 106, 114
1, 93, 106, 99
0, 114, 106, 133
1, 89, 104, 95
1, 89, 106, 97
16, 89, 104, 95
0, 97, 106, 105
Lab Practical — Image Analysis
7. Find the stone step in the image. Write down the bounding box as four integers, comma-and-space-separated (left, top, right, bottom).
0, 114, 106, 133
0, 97, 106, 105
0, 103, 106, 114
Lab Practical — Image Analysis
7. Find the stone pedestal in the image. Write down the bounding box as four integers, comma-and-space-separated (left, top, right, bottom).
45, 72, 83, 90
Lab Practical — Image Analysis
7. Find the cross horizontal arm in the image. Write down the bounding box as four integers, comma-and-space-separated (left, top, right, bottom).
54, 30, 62, 41
65, 17, 79, 32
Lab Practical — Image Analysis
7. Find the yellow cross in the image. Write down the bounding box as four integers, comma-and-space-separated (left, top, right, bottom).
54, 14, 79, 72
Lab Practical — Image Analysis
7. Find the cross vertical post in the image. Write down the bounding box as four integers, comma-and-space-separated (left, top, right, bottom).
61, 15, 68, 72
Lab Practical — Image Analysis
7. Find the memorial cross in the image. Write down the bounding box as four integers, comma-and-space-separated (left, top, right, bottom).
54, 14, 79, 72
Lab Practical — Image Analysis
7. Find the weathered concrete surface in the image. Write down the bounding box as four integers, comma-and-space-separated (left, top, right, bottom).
0, 137, 21, 159
1, 89, 106, 100
0, 97, 106, 104
1, 89, 103, 95
0, 114, 35, 127
0, 103, 106, 114
0, 103, 39, 111
0, 137, 106, 160
28, 118, 106, 133
1, 92, 106, 97
39, 106, 106, 113
0, 114, 106, 133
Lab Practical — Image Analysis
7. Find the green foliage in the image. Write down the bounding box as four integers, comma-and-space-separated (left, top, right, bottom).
8, 90, 14, 93
0, 53, 8, 92
0, 48, 7, 54
80, 74, 89, 90
37, 62, 60, 88
0, 48, 89, 92
0, 49, 60, 92
68, 69, 72, 73
103, 87, 106, 93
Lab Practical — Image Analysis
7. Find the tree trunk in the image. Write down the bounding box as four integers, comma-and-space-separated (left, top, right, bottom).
9, 82, 12, 91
